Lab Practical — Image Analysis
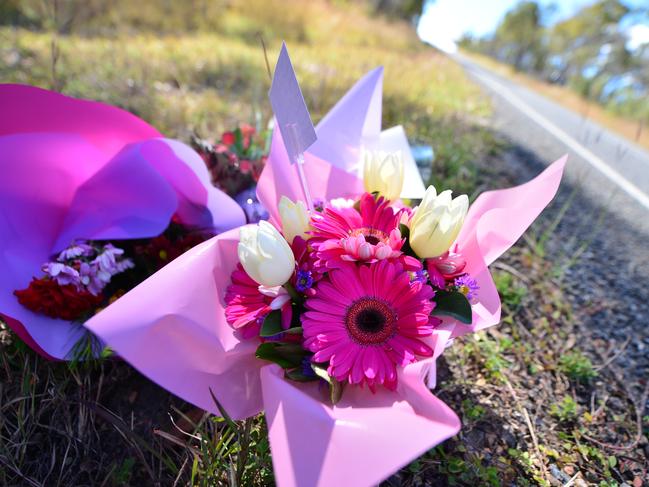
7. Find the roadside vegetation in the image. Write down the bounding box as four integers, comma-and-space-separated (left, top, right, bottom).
1, 1, 646, 485
461, 49, 649, 153
459, 0, 649, 149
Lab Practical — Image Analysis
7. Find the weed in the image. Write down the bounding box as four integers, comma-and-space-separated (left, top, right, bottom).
493, 270, 527, 310
550, 396, 579, 423
112, 457, 136, 485
464, 333, 513, 381
558, 350, 597, 382
461, 399, 486, 421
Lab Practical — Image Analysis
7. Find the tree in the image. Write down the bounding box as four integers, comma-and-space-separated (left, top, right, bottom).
548, 0, 630, 94
492, 1, 545, 71
372, 0, 425, 22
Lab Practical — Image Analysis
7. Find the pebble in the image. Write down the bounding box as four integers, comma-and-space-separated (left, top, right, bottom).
573, 478, 588, 487
549, 464, 571, 483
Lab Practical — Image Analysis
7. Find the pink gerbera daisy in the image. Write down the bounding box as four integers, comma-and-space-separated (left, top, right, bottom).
310, 193, 405, 267
225, 264, 272, 338
224, 264, 292, 338
302, 260, 440, 390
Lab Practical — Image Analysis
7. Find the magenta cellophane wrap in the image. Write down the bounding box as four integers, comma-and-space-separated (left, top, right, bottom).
0, 84, 245, 359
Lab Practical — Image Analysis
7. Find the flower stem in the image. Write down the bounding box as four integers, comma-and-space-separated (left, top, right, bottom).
284, 282, 301, 303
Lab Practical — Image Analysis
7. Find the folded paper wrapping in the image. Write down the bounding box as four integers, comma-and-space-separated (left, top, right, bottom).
85, 67, 566, 485
450, 155, 568, 339
260, 325, 461, 487
258, 67, 428, 223
276, 66, 426, 203
85, 141, 566, 487
84, 228, 462, 487
0, 84, 246, 360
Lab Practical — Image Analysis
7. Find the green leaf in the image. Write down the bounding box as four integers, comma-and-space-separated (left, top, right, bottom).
259, 310, 283, 337
329, 377, 343, 405
311, 363, 344, 405
284, 282, 301, 303
208, 388, 238, 432
284, 326, 303, 334
255, 342, 308, 369
432, 290, 473, 324
285, 368, 319, 382
233, 127, 244, 154
100, 346, 114, 359
311, 363, 331, 382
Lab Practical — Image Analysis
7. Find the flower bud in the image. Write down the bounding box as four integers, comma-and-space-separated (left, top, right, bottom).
409, 186, 468, 258
278, 196, 311, 244
238, 221, 295, 286
428, 250, 467, 279
363, 150, 404, 200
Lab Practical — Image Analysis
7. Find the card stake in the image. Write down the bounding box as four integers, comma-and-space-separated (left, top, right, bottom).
268, 42, 317, 210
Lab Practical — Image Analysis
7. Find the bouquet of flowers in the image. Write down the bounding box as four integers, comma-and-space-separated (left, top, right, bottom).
0, 84, 246, 360
193, 123, 269, 196
85, 45, 566, 486
193, 124, 271, 223
228, 187, 476, 397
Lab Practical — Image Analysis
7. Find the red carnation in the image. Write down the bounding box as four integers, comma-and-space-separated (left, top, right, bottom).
221, 131, 236, 146
15, 278, 104, 321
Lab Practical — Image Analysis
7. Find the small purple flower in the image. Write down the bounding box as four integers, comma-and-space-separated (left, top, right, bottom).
46, 242, 136, 296
92, 244, 133, 278
312, 198, 325, 212
301, 356, 317, 378
57, 242, 94, 261
78, 262, 105, 296
410, 269, 427, 284
295, 269, 314, 292
454, 274, 480, 302
115, 258, 135, 273
42, 262, 80, 288
93, 244, 123, 273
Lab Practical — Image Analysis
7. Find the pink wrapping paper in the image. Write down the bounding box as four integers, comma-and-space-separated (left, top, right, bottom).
87, 231, 265, 418
450, 156, 567, 338
261, 342, 460, 486
85, 228, 461, 486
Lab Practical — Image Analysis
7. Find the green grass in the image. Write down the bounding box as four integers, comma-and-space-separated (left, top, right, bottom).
0, 0, 493, 193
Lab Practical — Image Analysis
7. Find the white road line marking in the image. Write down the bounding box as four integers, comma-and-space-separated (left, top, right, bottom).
468, 64, 649, 212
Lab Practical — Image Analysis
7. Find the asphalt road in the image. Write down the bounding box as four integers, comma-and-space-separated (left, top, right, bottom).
454, 52, 649, 233
452, 53, 649, 383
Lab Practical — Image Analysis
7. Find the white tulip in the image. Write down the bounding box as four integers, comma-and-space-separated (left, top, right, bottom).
363, 150, 404, 200
409, 186, 469, 258
238, 221, 295, 286
278, 196, 311, 244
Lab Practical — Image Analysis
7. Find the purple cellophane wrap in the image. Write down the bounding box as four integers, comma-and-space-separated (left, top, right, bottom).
0, 84, 245, 359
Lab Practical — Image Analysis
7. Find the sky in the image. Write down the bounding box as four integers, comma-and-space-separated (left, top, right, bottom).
417, 0, 649, 53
